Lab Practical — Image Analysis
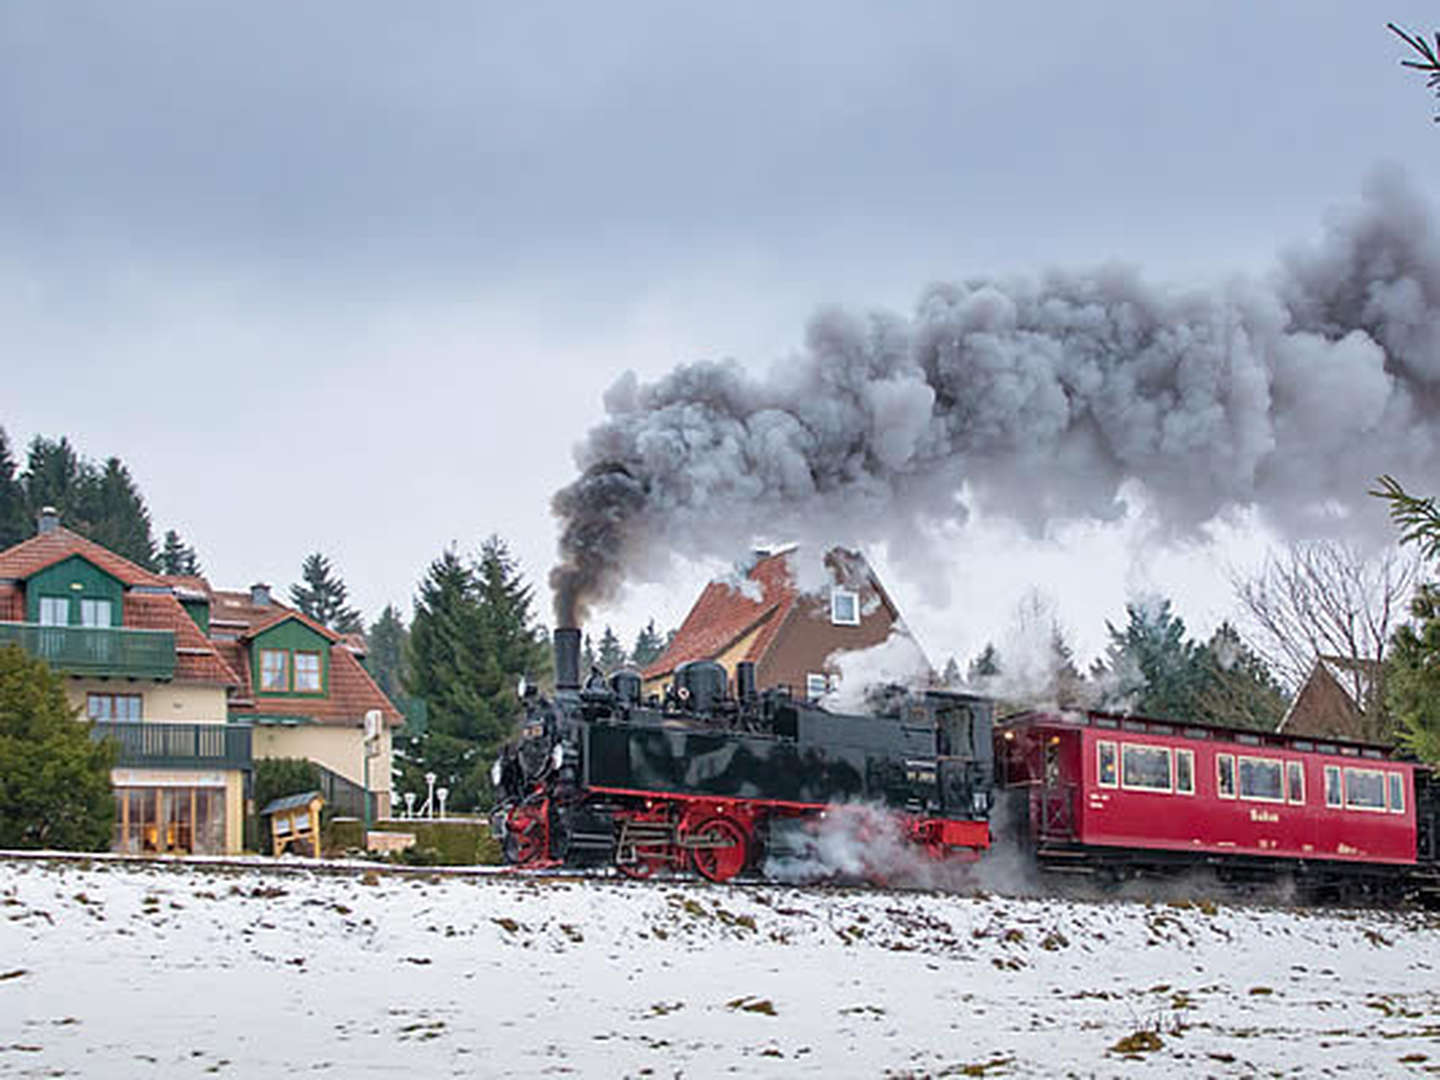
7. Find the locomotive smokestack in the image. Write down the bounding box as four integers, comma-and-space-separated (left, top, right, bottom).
554, 628, 581, 691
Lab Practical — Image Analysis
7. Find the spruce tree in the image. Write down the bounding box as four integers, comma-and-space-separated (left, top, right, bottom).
83, 458, 157, 569
366, 604, 409, 703
289, 553, 363, 633
631, 619, 665, 667
597, 625, 626, 671
0, 427, 29, 548
967, 643, 1001, 682
22, 436, 90, 523
940, 656, 962, 687
158, 529, 202, 576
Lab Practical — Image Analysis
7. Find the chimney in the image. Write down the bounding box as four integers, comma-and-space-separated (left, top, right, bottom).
554, 628, 581, 691
37, 506, 59, 535
250, 583, 271, 607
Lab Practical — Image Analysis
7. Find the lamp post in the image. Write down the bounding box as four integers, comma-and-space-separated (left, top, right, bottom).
424, 772, 436, 820
363, 710, 381, 837
437, 787, 448, 819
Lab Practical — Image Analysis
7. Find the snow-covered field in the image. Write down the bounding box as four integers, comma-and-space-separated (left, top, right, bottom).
2, 856, 1438, 1078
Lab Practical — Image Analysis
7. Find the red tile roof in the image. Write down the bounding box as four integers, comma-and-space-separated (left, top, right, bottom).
124, 593, 241, 686
642, 551, 799, 679
0, 527, 166, 587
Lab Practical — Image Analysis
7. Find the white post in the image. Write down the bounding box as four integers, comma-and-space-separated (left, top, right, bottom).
437, 787, 448, 819
424, 772, 436, 820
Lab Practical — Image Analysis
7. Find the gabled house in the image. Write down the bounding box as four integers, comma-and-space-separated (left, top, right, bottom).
642, 546, 925, 700
198, 583, 401, 819
1279, 655, 1389, 744
0, 511, 247, 854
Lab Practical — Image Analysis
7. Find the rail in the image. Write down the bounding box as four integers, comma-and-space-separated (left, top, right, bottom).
0, 622, 176, 680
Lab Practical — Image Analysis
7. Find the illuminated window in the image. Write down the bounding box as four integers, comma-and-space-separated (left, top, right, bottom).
1097, 741, 1117, 787
1238, 757, 1283, 802
1286, 761, 1304, 805
1122, 744, 1172, 792
1389, 773, 1405, 814
1175, 749, 1194, 795
1324, 765, 1342, 808
830, 589, 859, 626
294, 651, 321, 692
1217, 754, 1236, 799
1343, 768, 1386, 811
260, 649, 288, 691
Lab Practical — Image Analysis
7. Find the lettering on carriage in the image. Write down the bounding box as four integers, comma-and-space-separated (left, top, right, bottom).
1248, 808, 1279, 824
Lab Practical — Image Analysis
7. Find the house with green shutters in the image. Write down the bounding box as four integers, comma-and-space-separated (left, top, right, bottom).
0, 510, 248, 854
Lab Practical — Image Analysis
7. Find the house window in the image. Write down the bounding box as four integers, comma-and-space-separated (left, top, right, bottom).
1175, 749, 1195, 795
1388, 773, 1405, 814
830, 588, 859, 626
38, 596, 68, 626
1217, 754, 1236, 799
1324, 765, 1342, 808
1121, 744, 1171, 792
805, 673, 830, 699
1097, 741, 1117, 787
1238, 757, 1284, 802
79, 598, 113, 628
294, 651, 321, 692
1286, 761, 1305, 805
1344, 768, 1386, 811
87, 693, 142, 721
260, 649, 289, 691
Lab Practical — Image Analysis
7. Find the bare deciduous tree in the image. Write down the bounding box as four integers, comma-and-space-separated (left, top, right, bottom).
1231, 540, 1418, 734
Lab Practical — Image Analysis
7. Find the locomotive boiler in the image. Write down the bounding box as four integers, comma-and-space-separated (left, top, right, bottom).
490, 628, 995, 882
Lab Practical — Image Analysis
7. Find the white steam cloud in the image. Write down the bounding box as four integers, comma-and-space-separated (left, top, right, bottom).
552, 172, 1440, 625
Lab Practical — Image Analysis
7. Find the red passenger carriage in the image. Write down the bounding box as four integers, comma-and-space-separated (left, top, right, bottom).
997, 710, 1434, 898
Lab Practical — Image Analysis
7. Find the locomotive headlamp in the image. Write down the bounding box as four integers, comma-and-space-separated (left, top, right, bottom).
490, 759, 503, 787
551, 743, 564, 771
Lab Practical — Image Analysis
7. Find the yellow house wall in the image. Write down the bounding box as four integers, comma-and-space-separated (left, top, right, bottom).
253, 724, 393, 818
63, 678, 230, 723
643, 621, 768, 696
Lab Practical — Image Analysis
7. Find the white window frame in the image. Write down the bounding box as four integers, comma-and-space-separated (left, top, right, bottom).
1286, 761, 1305, 805
260, 649, 289, 692
1120, 743, 1172, 794
1323, 764, 1342, 808
1342, 767, 1387, 813
38, 596, 68, 626
293, 651, 322, 693
805, 673, 829, 699
1237, 755, 1285, 804
830, 588, 860, 626
79, 598, 112, 628
1216, 753, 1236, 800
1388, 773, 1405, 815
1097, 740, 1118, 788
1175, 748, 1195, 795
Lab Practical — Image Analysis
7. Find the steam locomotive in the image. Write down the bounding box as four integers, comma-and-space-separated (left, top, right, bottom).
492, 629, 1440, 899
489, 628, 996, 881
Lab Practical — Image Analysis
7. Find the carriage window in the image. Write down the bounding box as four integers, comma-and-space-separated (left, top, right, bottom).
1286, 761, 1304, 805
1344, 768, 1386, 811
1388, 773, 1404, 814
1324, 765, 1342, 808
1097, 741, 1117, 788
1121, 744, 1171, 792
1217, 754, 1236, 799
1175, 749, 1194, 795
1239, 757, 1283, 802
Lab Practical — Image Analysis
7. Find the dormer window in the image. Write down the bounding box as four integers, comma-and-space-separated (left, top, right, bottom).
38, 597, 68, 626
260, 649, 288, 691
80, 598, 112, 628
294, 651, 321, 692
830, 588, 859, 626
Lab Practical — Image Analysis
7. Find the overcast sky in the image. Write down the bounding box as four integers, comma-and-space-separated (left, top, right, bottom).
5, 2, 1439, 668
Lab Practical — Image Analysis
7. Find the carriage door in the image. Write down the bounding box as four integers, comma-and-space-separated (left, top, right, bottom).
1037, 733, 1076, 841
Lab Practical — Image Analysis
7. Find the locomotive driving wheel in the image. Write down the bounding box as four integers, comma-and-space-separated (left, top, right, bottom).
688, 817, 749, 883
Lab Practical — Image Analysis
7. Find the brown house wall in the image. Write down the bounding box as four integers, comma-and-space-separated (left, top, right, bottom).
755, 591, 897, 694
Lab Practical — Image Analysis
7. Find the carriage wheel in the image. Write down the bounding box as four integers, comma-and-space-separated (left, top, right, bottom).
688, 817, 748, 883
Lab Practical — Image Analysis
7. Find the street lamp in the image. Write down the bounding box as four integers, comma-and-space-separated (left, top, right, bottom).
437, 787, 448, 819
363, 710, 382, 836
424, 772, 437, 819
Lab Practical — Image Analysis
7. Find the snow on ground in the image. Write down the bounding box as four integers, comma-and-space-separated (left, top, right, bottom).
1, 856, 1438, 1078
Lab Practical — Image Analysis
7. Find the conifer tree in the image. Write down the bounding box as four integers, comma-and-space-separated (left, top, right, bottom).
366, 604, 409, 704
631, 619, 665, 667
597, 625, 626, 671
23, 436, 89, 523
967, 643, 1001, 682
289, 553, 363, 633
158, 530, 203, 576
83, 458, 157, 569
940, 656, 962, 687
0, 428, 28, 549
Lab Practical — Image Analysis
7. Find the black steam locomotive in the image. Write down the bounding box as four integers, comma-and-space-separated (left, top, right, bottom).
490, 628, 996, 881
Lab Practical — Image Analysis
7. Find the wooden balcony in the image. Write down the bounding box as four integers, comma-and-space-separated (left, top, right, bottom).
0, 622, 176, 680
90, 721, 252, 771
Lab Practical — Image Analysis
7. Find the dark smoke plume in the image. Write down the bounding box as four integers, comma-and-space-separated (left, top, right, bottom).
551, 172, 1440, 626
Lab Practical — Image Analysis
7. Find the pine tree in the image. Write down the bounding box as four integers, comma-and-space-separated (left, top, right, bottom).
158, 530, 202, 576
18, 437, 158, 568
1192, 622, 1288, 732
22, 436, 90, 524
1387, 584, 1440, 762
581, 633, 597, 673
289, 553, 363, 633
0, 644, 116, 849
0, 428, 28, 548
967, 643, 1000, 682
940, 656, 962, 687
631, 619, 665, 667
366, 604, 409, 703
597, 625, 626, 671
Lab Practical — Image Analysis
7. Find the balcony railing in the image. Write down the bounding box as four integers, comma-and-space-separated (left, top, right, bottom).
0, 622, 176, 680
91, 721, 252, 771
